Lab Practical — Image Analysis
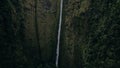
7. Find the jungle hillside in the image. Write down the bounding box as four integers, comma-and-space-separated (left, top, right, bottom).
0, 0, 120, 68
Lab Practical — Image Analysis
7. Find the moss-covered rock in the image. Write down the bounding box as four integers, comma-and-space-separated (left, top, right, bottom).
59, 0, 120, 68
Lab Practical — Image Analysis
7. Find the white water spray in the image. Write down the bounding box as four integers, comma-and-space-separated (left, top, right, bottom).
56, 0, 63, 67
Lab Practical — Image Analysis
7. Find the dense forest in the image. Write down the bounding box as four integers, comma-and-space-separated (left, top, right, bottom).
0, 0, 120, 68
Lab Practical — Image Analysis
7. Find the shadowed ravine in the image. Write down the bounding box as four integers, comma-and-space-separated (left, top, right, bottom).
56, 0, 63, 67
0, 0, 120, 68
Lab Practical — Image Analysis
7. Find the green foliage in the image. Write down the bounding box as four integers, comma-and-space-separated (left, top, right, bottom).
60, 0, 120, 68
1, 0, 120, 68
0, 0, 57, 68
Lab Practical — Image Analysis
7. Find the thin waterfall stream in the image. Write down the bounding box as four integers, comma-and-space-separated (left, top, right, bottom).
56, 0, 63, 67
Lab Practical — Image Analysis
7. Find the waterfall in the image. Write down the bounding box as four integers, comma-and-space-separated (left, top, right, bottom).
56, 0, 63, 67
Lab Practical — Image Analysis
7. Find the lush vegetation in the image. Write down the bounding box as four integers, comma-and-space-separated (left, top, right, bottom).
60, 0, 120, 68
0, 0, 57, 68
0, 0, 120, 68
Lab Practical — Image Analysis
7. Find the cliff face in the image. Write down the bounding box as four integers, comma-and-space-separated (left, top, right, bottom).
0, 0, 60, 68
20, 0, 60, 67
60, 1, 90, 68
24, 0, 59, 63
60, 0, 120, 68
0, 0, 120, 68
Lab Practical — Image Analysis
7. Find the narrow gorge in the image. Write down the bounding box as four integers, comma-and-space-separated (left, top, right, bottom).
0, 0, 120, 68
